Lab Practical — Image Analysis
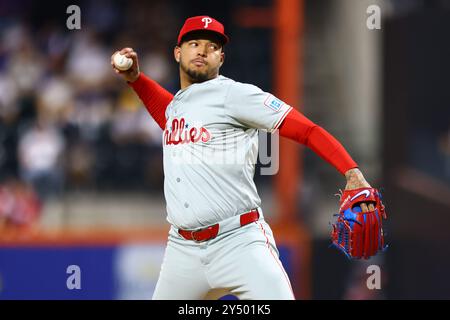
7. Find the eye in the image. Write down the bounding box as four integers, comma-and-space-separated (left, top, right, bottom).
189, 41, 198, 47
209, 43, 219, 51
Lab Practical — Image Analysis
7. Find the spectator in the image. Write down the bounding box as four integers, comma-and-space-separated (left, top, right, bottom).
66, 30, 111, 88
17, 117, 65, 200
36, 75, 74, 126
0, 178, 41, 236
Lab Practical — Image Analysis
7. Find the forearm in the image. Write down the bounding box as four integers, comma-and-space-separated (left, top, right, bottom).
278, 109, 358, 175
128, 72, 174, 130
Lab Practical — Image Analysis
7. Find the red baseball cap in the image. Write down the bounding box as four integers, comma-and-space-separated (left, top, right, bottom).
177, 16, 229, 46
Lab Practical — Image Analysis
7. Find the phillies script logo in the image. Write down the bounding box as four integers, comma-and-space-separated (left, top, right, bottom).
164, 118, 211, 145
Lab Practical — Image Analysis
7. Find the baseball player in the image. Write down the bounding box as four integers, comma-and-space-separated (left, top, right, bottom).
111, 16, 385, 299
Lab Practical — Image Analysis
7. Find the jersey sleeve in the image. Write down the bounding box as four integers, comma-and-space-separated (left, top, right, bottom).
224, 81, 293, 132
278, 108, 358, 175
128, 72, 174, 130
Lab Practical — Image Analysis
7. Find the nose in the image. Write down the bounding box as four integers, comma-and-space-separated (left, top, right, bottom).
197, 44, 207, 57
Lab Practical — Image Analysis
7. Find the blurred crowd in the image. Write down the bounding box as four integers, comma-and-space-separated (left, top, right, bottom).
0, 0, 181, 225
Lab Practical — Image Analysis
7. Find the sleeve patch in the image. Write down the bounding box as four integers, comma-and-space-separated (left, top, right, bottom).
264, 94, 284, 112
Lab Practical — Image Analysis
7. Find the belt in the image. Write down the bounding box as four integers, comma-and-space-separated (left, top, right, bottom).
178, 209, 260, 242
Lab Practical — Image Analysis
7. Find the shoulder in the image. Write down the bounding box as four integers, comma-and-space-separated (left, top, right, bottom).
221, 77, 264, 100
224, 77, 261, 91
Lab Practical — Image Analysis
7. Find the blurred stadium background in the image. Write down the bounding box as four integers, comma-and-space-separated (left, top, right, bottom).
0, 0, 449, 299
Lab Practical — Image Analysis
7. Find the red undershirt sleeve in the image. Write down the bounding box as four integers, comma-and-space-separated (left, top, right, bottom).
278, 108, 358, 175
128, 72, 174, 130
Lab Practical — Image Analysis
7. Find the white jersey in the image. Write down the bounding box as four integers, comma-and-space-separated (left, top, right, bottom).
162, 75, 292, 229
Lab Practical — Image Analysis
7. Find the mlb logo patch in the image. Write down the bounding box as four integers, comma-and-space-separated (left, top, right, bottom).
264, 95, 284, 112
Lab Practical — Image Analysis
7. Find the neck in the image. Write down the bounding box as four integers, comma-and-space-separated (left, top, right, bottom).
180, 71, 193, 90
179, 70, 218, 90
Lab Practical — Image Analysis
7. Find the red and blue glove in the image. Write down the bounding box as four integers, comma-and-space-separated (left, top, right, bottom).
331, 187, 388, 259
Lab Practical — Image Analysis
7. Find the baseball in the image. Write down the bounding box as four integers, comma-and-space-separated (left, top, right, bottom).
113, 52, 133, 71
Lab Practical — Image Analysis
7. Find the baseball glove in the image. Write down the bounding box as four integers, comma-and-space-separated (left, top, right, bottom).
331, 187, 387, 259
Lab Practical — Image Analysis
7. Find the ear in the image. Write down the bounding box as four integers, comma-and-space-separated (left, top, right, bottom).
174, 46, 181, 63
219, 52, 225, 67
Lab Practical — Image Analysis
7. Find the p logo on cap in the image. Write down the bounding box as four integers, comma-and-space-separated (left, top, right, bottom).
201, 17, 212, 28
177, 16, 229, 45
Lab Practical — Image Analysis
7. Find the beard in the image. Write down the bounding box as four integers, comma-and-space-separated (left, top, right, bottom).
180, 60, 212, 83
